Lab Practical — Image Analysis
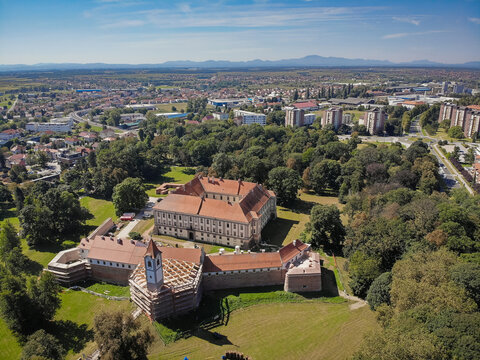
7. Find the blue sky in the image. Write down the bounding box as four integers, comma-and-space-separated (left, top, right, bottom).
0, 0, 479, 64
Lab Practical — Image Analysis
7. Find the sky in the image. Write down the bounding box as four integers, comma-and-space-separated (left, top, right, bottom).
0, 0, 479, 65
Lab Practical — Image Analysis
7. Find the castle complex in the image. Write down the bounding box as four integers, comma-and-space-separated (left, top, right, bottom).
48, 224, 321, 320
153, 176, 277, 249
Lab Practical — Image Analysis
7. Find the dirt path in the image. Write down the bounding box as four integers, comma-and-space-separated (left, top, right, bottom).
339, 290, 368, 310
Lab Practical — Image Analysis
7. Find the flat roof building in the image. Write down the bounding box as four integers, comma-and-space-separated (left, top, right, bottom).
233, 110, 266, 126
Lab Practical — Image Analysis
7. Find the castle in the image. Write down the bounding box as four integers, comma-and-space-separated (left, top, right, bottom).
153, 176, 277, 249
48, 226, 321, 320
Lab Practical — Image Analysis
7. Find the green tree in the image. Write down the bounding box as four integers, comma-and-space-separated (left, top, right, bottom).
349, 251, 382, 298
27, 271, 62, 321
0, 220, 20, 261
310, 159, 341, 193
211, 153, 232, 178
293, 89, 299, 101
112, 177, 148, 216
448, 125, 464, 139
267, 166, 302, 206
0, 183, 12, 204
94, 310, 153, 360
21, 330, 65, 360
308, 204, 345, 249
366, 272, 392, 310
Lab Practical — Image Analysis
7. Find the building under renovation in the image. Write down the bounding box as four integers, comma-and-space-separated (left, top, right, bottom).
48, 219, 321, 321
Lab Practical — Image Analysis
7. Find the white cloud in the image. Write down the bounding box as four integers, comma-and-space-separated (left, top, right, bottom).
393, 16, 420, 26
468, 17, 480, 24
382, 30, 448, 39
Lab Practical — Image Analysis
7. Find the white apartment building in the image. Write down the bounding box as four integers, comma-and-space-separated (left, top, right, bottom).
233, 110, 266, 126
26, 117, 74, 133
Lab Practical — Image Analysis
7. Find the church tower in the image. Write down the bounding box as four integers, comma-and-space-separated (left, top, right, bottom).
144, 240, 163, 290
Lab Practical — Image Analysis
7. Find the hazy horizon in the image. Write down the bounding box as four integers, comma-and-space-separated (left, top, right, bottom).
1, 0, 479, 65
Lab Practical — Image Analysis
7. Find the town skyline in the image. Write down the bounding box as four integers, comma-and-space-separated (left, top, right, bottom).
1, 0, 479, 65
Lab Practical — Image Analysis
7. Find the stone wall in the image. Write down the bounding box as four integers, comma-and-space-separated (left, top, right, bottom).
284, 273, 322, 292
90, 265, 133, 285
202, 269, 284, 291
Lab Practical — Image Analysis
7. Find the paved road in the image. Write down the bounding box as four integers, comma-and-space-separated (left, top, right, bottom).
70, 110, 128, 133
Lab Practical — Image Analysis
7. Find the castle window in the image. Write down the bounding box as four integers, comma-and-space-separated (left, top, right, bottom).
179, 215, 182, 220
227, 223, 229, 228
122, 264, 125, 268
157, 259, 160, 265
168, 214, 171, 219
147, 261, 152, 268
102, 261, 105, 265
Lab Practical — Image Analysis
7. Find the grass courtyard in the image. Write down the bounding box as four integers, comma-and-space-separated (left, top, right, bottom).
156, 102, 188, 113
262, 191, 343, 247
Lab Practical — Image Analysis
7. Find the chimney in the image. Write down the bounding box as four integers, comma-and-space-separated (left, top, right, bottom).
293, 239, 297, 247
261, 249, 265, 253
219, 248, 225, 255
234, 245, 240, 254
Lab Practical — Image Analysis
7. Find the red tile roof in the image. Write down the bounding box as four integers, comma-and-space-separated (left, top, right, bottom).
85, 236, 147, 265
279, 240, 309, 264
203, 252, 282, 272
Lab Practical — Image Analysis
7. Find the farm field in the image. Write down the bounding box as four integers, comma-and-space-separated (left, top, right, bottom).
147, 301, 376, 360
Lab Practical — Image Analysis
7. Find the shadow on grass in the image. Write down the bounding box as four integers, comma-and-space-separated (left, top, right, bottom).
194, 328, 235, 346
0, 206, 17, 222
320, 267, 340, 297
47, 320, 94, 353
261, 218, 299, 247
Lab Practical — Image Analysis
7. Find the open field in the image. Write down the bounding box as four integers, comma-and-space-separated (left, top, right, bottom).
145, 166, 196, 197
80, 196, 118, 227
262, 191, 343, 247
147, 301, 376, 360
156, 103, 188, 113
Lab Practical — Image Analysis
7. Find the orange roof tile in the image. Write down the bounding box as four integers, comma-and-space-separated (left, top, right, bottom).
279, 240, 309, 263
203, 252, 282, 272
86, 236, 147, 265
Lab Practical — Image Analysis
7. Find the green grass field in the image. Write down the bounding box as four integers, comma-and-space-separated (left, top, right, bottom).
55, 290, 133, 360
156, 103, 188, 113
80, 196, 118, 227
145, 166, 196, 197
262, 191, 343, 247
131, 218, 154, 236
0, 206, 19, 229
85, 282, 130, 297
0, 319, 22, 360
147, 301, 376, 360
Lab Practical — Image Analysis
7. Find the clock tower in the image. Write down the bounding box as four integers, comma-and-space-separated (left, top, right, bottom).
144, 240, 163, 290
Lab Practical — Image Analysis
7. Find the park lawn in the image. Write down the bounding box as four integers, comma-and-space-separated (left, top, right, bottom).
344, 110, 365, 122
0, 318, 22, 360
21, 238, 57, 268
0, 206, 19, 229
145, 166, 196, 197
85, 282, 130, 297
132, 218, 155, 236
147, 302, 377, 360
156, 103, 187, 113
55, 290, 133, 360
262, 192, 343, 247
80, 196, 118, 227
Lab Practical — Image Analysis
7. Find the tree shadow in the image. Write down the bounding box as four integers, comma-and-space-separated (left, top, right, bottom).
193, 328, 235, 346
23, 257, 44, 275
0, 206, 17, 222
47, 320, 94, 353
261, 218, 299, 247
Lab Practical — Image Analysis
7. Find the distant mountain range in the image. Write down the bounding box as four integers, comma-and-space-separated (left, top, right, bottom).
1, 55, 480, 71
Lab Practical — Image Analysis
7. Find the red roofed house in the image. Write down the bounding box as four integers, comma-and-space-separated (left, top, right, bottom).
153, 176, 277, 249
0, 129, 21, 142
